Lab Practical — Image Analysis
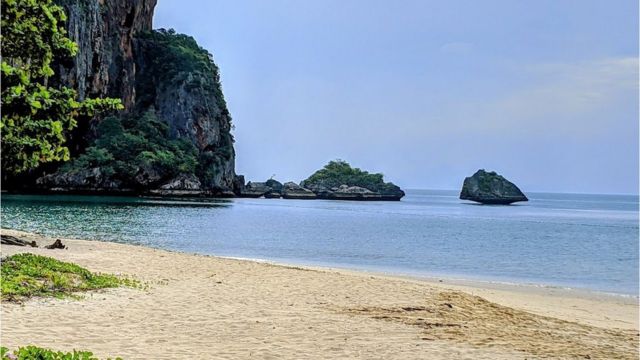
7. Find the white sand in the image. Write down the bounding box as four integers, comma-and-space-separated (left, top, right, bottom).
1, 229, 638, 359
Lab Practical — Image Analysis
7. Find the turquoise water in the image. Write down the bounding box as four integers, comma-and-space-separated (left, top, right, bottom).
1, 191, 638, 295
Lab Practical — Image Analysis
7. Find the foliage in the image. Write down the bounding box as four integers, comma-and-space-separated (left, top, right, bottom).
0, 253, 136, 302
1, 0, 123, 174
473, 170, 501, 192
302, 160, 393, 191
59, 28, 235, 188
135, 28, 230, 116
1, 346, 122, 360
61, 110, 199, 186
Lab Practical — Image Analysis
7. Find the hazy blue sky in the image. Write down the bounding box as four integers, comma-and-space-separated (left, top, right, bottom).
155, 0, 638, 194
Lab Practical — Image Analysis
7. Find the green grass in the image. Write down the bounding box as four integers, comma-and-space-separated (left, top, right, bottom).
1, 345, 122, 360
1, 253, 137, 302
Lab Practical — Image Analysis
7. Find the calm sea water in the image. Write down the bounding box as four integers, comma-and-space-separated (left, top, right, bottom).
1, 190, 638, 295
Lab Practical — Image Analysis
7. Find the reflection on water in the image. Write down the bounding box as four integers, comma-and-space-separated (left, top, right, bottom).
1, 191, 638, 295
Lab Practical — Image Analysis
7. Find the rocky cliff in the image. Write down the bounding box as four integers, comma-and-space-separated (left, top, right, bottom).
133, 30, 235, 191
55, 0, 155, 105
459, 169, 528, 204
32, 0, 237, 195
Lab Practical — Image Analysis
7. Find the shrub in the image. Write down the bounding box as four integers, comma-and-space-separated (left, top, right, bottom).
1, 253, 136, 302
61, 110, 199, 187
1, 346, 122, 360
302, 160, 391, 191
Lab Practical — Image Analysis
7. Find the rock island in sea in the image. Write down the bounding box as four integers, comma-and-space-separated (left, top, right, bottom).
459, 169, 528, 205
239, 160, 405, 201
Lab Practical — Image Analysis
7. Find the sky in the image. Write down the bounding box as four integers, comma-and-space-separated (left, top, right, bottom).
154, 0, 639, 194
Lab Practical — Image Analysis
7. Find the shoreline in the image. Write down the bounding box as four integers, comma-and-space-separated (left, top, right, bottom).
2, 225, 636, 299
1, 229, 638, 359
215, 254, 638, 331
0, 186, 405, 201
2, 226, 637, 300
218, 254, 639, 300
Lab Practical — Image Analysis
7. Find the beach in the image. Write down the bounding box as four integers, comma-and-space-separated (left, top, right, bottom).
1, 229, 638, 359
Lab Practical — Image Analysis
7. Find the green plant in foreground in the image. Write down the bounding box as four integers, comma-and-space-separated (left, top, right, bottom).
1, 345, 122, 360
0, 253, 137, 302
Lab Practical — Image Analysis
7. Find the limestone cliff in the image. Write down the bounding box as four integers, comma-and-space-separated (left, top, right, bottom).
55, 0, 156, 107
133, 30, 235, 191
34, 0, 237, 195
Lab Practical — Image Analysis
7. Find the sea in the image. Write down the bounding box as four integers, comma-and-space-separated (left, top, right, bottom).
1, 190, 638, 296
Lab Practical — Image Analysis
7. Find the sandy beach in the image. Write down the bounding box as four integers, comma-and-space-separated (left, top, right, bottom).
1, 229, 638, 359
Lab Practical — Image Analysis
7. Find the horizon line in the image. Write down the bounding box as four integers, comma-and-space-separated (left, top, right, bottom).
404, 188, 640, 197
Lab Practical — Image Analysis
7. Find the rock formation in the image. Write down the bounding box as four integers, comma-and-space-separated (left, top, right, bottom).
327, 185, 381, 200
240, 182, 271, 198
300, 160, 405, 201
44, 239, 67, 250
133, 30, 235, 192
459, 169, 528, 204
26, 0, 237, 195
263, 179, 283, 198
37, 167, 126, 192
1, 235, 38, 247
159, 174, 202, 191
282, 182, 317, 200
237, 178, 285, 198
53, 0, 156, 108
239, 161, 406, 201
265, 179, 283, 192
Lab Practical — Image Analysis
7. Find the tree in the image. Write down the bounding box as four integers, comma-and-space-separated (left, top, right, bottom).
1, 0, 123, 174
302, 160, 387, 190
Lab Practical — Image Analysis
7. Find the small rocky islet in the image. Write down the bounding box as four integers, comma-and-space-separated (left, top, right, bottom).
238, 160, 406, 201
459, 169, 528, 205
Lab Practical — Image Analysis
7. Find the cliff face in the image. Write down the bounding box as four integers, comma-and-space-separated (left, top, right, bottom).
38, 0, 237, 194
133, 30, 236, 191
56, 0, 156, 107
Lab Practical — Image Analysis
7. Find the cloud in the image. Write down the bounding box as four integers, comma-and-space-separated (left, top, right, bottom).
517, 57, 638, 113
319, 56, 639, 143
438, 57, 639, 137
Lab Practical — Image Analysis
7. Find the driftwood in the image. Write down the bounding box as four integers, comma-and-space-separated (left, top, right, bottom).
1, 234, 37, 247
45, 239, 66, 249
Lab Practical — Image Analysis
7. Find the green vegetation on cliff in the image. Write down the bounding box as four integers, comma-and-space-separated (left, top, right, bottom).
1, 0, 122, 174
53, 28, 235, 190
135, 28, 229, 116
61, 110, 199, 187
135, 28, 235, 189
302, 160, 398, 192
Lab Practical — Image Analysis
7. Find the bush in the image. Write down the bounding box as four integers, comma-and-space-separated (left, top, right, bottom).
1, 253, 136, 302
302, 160, 392, 191
61, 110, 199, 187
1, 346, 122, 360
